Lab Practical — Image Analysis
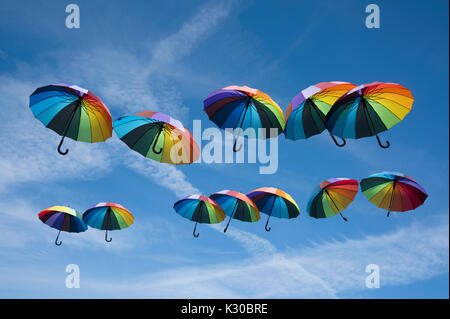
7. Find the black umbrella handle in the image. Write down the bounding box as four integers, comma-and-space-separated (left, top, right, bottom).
376, 134, 390, 149
57, 135, 69, 155
264, 215, 272, 232
328, 130, 346, 147
362, 98, 390, 149
192, 201, 204, 238
193, 221, 200, 237
105, 230, 112, 242
57, 98, 82, 156
312, 102, 346, 148
265, 196, 276, 232
152, 123, 164, 154
223, 200, 239, 233
55, 229, 62, 246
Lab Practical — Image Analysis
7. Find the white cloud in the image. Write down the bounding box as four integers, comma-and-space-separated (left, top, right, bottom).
124, 150, 201, 197
92, 219, 449, 298
0, 1, 236, 194
149, 1, 234, 68
2, 218, 444, 298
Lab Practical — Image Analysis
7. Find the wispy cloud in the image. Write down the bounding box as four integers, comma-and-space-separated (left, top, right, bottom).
0, 0, 236, 194
82, 218, 450, 298
1, 217, 446, 298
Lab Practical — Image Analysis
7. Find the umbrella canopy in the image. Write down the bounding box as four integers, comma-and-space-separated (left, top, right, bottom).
173, 195, 225, 237
210, 190, 260, 233
246, 187, 299, 232
325, 82, 414, 148
38, 206, 87, 246
29, 84, 112, 155
113, 111, 199, 165
360, 172, 428, 217
285, 81, 357, 146
204, 85, 285, 152
307, 178, 359, 221
82, 202, 134, 242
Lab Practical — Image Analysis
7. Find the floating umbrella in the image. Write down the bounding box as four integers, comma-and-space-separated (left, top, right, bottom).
82, 202, 134, 242
246, 187, 299, 232
113, 111, 199, 165
307, 178, 359, 221
204, 85, 285, 152
360, 172, 428, 217
210, 190, 260, 233
325, 82, 413, 148
173, 195, 225, 237
29, 84, 112, 155
285, 81, 357, 146
38, 206, 87, 246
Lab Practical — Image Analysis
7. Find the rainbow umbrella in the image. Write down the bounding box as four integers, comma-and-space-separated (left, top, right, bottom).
173, 195, 225, 237
113, 111, 199, 165
360, 172, 428, 217
29, 84, 112, 155
285, 81, 357, 147
325, 82, 413, 148
210, 190, 260, 233
204, 85, 285, 152
82, 202, 134, 242
307, 178, 359, 221
246, 187, 299, 232
38, 206, 87, 246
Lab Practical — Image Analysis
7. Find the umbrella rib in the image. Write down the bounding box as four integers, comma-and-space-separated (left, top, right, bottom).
364, 97, 403, 121
33, 96, 77, 117
128, 122, 161, 149
325, 190, 340, 212
325, 189, 347, 221
387, 180, 396, 217
224, 199, 239, 232
362, 98, 380, 135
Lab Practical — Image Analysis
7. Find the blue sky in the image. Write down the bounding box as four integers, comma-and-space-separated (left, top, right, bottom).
0, 0, 448, 298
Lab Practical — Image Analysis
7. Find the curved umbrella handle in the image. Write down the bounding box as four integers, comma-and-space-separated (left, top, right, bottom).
265, 219, 272, 232
387, 211, 391, 217
152, 124, 164, 154
57, 135, 69, 155
233, 138, 243, 152
376, 134, 390, 149
339, 212, 348, 221
265, 196, 277, 232
193, 221, 200, 238
329, 133, 346, 147
105, 230, 112, 242
55, 230, 62, 246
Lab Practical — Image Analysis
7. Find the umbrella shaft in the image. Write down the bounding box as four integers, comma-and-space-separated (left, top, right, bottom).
224, 200, 239, 232
388, 180, 396, 213
266, 196, 276, 222
325, 190, 339, 211
234, 98, 251, 144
